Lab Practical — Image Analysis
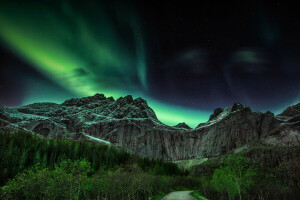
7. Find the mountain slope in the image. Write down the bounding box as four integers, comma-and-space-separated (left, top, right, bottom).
0, 94, 300, 160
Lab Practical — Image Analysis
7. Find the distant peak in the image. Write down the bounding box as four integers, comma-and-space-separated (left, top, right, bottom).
278, 103, 300, 117
173, 122, 191, 129
116, 95, 134, 104
61, 93, 108, 106
93, 93, 106, 99
209, 108, 224, 121
231, 102, 245, 112
208, 102, 251, 121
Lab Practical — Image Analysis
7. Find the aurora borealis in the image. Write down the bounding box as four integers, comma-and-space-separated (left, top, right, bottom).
0, 0, 300, 127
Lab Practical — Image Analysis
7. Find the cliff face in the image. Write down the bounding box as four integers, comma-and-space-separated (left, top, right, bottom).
0, 94, 300, 161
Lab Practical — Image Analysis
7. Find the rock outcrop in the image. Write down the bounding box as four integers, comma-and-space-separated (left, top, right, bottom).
278, 103, 300, 117
173, 123, 192, 129
0, 94, 300, 161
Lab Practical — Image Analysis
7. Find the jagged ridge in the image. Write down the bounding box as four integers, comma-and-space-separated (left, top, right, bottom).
0, 94, 300, 161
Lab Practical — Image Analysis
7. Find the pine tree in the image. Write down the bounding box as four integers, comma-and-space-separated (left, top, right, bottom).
19, 150, 28, 171
41, 153, 47, 168
34, 150, 41, 164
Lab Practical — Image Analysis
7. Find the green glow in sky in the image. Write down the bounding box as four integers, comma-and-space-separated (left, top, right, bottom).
0, 1, 210, 127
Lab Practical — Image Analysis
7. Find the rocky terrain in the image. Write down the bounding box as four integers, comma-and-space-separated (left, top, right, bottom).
0, 93, 300, 161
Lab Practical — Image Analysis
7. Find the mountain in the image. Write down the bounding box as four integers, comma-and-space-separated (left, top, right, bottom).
0, 94, 300, 161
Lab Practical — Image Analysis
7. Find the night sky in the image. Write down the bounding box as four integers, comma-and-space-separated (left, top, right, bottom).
0, 0, 300, 127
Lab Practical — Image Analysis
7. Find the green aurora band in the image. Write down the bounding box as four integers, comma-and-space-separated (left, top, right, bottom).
0, 1, 210, 127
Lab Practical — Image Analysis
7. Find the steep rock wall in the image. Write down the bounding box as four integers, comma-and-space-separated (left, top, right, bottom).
0, 94, 300, 160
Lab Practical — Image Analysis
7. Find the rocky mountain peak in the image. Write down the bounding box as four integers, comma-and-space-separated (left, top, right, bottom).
209, 108, 224, 121
109, 95, 157, 120
231, 102, 246, 112
0, 94, 300, 161
278, 103, 300, 117
116, 95, 134, 106
173, 122, 192, 129
62, 93, 108, 106
208, 102, 251, 122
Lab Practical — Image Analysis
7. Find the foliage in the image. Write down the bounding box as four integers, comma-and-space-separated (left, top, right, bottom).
0, 159, 200, 200
248, 167, 291, 200
0, 132, 297, 200
210, 155, 256, 200
190, 191, 209, 200
0, 131, 185, 186
150, 192, 166, 200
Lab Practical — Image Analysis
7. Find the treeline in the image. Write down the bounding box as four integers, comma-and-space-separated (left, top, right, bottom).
0, 159, 200, 200
0, 131, 186, 186
194, 155, 299, 200
1, 132, 298, 200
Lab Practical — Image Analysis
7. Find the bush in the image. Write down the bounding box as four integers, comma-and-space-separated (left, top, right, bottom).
0, 159, 200, 200
210, 155, 256, 200
0, 131, 185, 186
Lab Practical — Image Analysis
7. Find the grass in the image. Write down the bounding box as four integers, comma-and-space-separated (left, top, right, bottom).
190, 191, 209, 200
150, 191, 166, 200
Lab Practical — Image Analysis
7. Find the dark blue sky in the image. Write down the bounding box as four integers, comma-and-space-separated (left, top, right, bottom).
0, 0, 300, 126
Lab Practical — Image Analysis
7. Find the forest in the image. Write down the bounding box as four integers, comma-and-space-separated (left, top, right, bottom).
0, 132, 297, 200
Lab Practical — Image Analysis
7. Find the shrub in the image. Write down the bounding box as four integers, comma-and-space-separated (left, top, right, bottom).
0, 159, 200, 200
0, 131, 185, 186
210, 155, 256, 200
